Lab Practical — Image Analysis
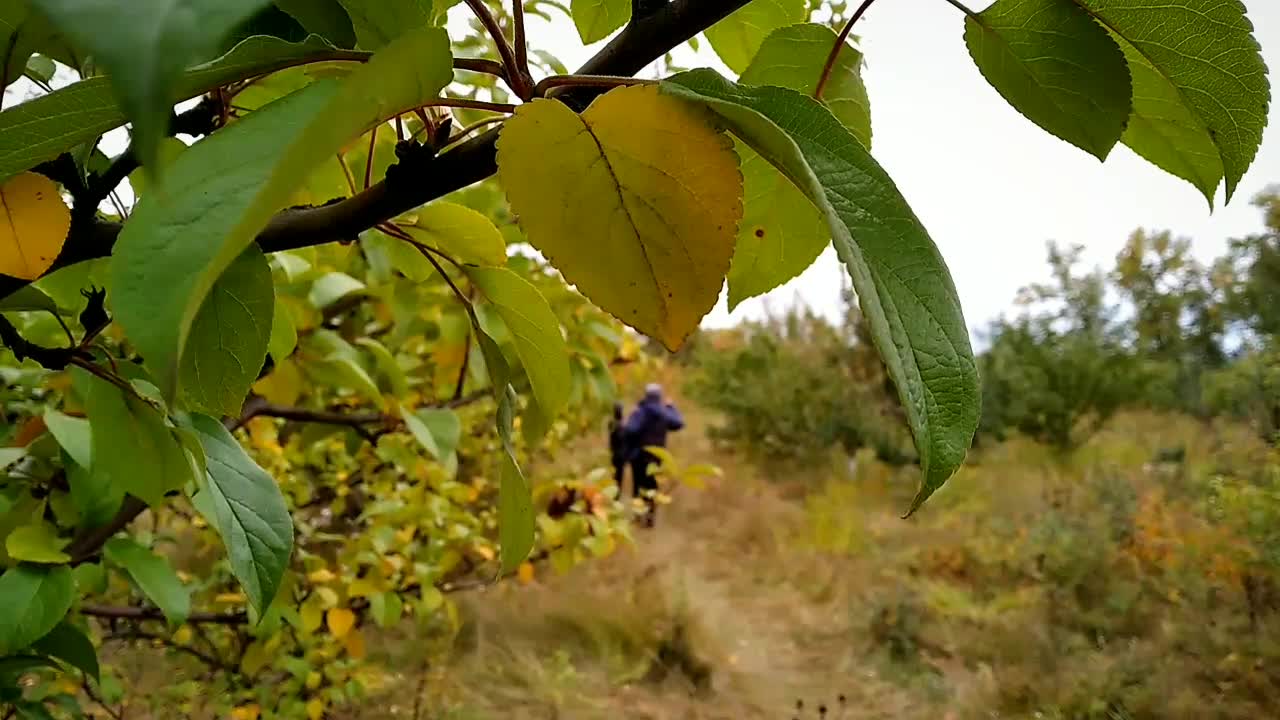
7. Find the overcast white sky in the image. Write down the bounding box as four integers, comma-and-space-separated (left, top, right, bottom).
506, 0, 1280, 335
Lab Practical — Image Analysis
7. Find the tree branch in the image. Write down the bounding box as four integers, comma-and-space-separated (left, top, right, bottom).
81, 604, 248, 625
0, 0, 754, 301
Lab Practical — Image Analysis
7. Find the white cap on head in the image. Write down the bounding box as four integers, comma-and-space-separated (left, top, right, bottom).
644, 383, 662, 400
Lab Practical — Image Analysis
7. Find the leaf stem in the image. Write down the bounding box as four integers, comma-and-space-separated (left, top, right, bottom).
419, 98, 518, 114
454, 57, 508, 77
815, 0, 880, 99
463, 0, 534, 99
438, 116, 508, 152
534, 74, 655, 97
939, 0, 979, 17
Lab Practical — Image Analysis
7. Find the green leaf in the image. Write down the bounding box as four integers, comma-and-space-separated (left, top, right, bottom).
0, 3, 67, 88
78, 367, 194, 507
0, 32, 360, 183
32, 622, 99, 681
475, 328, 533, 571
964, 0, 1131, 160
1072, 0, 1268, 203
23, 54, 55, 84
103, 537, 190, 626
0, 285, 60, 314
726, 143, 828, 310
188, 414, 293, 616
179, 245, 274, 417
664, 71, 979, 513
5, 523, 70, 564
64, 452, 121, 530
467, 267, 571, 435
420, 408, 461, 473
336, 0, 433, 49
29, 0, 275, 169
570, 0, 629, 44
740, 23, 871, 147
112, 28, 451, 403
398, 202, 508, 267
703, 0, 805, 74
369, 591, 402, 629
0, 564, 74, 654
41, 411, 89, 468
308, 271, 367, 309
357, 338, 409, 396
276, 0, 358, 48
268, 295, 298, 361
400, 404, 442, 458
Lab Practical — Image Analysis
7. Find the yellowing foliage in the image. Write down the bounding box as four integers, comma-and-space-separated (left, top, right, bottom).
0, 172, 70, 280
326, 607, 356, 638
496, 85, 742, 350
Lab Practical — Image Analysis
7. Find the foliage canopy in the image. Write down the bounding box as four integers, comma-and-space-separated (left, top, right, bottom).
0, 0, 1270, 716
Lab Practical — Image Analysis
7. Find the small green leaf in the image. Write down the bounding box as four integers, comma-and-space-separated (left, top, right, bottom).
23, 54, 55, 84
32, 622, 99, 681
41, 410, 90, 468
0, 32, 362, 206
369, 591, 402, 629
308, 272, 367, 309
0, 285, 60, 315
268, 295, 298, 361
78, 368, 193, 507
703, 0, 805, 73
467, 267, 571, 436
30, 0, 275, 169
336, 0, 433, 49
276, 0, 357, 48
179, 245, 275, 417
0, 564, 74, 654
740, 23, 871, 147
964, 0, 1131, 159
400, 403, 442, 459
189, 414, 293, 616
419, 408, 461, 474
664, 71, 980, 513
5, 523, 70, 564
63, 453, 121, 530
570, 0, 629, 44
103, 537, 190, 626
1072, 0, 1269, 202
399, 202, 508, 267
475, 328, 533, 571
357, 338, 408, 396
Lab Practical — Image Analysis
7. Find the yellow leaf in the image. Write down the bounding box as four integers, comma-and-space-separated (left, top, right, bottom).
240, 640, 270, 676
475, 544, 495, 562
396, 202, 507, 267
214, 592, 246, 604
0, 172, 70, 280
254, 358, 303, 406
496, 85, 742, 349
347, 577, 378, 598
305, 671, 322, 690
343, 627, 367, 659
517, 561, 535, 585
307, 568, 337, 584
230, 705, 261, 720
327, 607, 356, 638
300, 596, 325, 633
173, 625, 194, 646
306, 699, 325, 720
315, 586, 340, 607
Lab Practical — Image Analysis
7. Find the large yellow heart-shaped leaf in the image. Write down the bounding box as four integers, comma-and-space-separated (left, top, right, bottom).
0, 172, 70, 280
496, 85, 742, 349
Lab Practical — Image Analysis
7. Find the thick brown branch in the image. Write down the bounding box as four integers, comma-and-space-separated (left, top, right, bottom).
65, 496, 148, 565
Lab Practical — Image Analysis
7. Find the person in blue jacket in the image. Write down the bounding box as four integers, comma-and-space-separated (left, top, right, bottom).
623, 383, 685, 526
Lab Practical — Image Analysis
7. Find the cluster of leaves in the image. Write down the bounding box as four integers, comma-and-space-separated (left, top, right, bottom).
981, 190, 1280, 450
685, 290, 915, 467
0, 0, 1269, 716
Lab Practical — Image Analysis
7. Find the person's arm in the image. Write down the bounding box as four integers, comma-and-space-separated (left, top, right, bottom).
662, 403, 685, 430
622, 407, 647, 440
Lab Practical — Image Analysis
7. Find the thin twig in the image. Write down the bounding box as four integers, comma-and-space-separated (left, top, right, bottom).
419, 97, 518, 114
81, 604, 249, 625
66, 496, 149, 564
513, 0, 532, 89
463, 0, 533, 99
454, 57, 507, 77
364, 123, 379, 190
438, 116, 507, 152
535, 74, 655, 97
105, 628, 233, 673
815, 0, 880, 99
